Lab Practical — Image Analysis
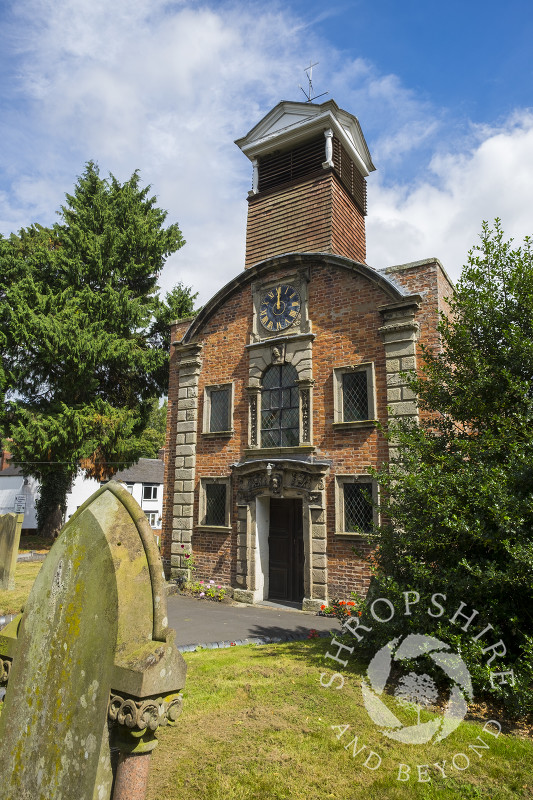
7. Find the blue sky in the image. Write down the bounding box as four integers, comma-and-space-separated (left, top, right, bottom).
1, 0, 532, 303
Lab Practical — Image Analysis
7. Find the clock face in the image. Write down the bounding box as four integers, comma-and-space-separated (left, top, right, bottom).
259, 284, 301, 332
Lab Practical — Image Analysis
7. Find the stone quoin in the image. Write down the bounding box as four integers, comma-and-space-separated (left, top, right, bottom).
162, 98, 452, 609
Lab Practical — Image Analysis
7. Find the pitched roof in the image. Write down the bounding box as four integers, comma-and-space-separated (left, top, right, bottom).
114, 458, 165, 485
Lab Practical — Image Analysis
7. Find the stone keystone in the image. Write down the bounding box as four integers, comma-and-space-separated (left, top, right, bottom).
0, 481, 186, 800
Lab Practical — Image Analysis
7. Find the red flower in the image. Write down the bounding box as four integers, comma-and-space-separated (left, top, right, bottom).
320, 604, 326, 610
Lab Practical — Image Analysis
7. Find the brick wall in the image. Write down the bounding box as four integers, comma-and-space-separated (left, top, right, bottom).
245, 172, 366, 269
383, 258, 454, 421
163, 256, 446, 598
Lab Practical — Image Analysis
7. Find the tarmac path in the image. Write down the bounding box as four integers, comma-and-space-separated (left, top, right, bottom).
166, 594, 341, 651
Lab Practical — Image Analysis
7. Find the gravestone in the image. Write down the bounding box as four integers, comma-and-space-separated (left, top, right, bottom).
0, 482, 186, 800
0, 513, 24, 590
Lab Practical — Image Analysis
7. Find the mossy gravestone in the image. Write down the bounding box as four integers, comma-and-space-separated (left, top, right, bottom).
0, 512, 24, 590
0, 482, 186, 800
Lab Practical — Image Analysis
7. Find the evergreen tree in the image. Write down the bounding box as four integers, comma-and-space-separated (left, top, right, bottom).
361, 222, 533, 715
137, 399, 168, 459
1, 163, 194, 536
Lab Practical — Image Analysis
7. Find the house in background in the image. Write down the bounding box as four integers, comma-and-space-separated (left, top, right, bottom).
66, 457, 165, 536
0, 451, 165, 538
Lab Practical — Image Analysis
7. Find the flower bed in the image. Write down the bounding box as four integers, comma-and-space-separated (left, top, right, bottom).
186, 579, 228, 602
318, 597, 363, 624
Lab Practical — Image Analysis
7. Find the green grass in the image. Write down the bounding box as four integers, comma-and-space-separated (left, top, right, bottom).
0, 561, 43, 616
148, 641, 533, 800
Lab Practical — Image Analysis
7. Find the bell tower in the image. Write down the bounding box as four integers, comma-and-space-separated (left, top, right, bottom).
235, 99, 375, 269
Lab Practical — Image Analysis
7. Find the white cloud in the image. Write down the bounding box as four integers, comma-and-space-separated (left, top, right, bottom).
366, 110, 533, 281
1, 0, 533, 303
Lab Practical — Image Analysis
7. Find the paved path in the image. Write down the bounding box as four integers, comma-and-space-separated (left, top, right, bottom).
166, 594, 340, 651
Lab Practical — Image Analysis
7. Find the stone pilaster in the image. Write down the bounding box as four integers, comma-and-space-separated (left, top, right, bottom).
170, 343, 202, 581
302, 497, 328, 612
297, 378, 314, 445
378, 299, 420, 460
233, 501, 254, 604
245, 386, 260, 447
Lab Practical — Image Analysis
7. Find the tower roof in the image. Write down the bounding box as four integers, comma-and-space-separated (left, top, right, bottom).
235, 99, 375, 177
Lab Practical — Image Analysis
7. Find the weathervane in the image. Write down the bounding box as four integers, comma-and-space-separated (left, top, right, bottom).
299, 61, 328, 103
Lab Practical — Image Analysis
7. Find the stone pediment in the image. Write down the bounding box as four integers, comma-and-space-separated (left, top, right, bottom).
235, 99, 375, 177
232, 457, 330, 505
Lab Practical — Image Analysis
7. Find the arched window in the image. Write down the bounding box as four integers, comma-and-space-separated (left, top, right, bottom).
261, 364, 299, 447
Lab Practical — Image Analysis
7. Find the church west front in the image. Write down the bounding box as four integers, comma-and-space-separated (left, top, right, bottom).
161, 99, 452, 609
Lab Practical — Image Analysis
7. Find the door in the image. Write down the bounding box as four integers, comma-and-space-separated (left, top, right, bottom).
268, 498, 304, 602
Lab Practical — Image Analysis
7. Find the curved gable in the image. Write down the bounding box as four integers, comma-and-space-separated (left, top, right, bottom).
181, 252, 408, 344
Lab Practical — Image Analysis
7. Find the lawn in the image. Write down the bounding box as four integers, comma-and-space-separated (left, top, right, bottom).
0, 561, 44, 616
147, 641, 533, 800
0, 537, 52, 615
1, 556, 531, 798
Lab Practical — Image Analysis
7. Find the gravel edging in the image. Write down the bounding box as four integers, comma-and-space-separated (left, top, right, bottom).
177, 629, 332, 653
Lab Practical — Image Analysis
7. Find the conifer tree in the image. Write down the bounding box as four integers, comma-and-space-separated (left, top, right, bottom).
1, 163, 194, 536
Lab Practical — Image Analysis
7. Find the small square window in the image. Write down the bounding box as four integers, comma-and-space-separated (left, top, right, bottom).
205, 484, 226, 526
343, 371, 368, 421
199, 478, 231, 529
333, 363, 376, 428
203, 383, 234, 435
210, 389, 230, 432
343, 483, 373, 533
143, 484, 158, 500
335, 476, 378, 536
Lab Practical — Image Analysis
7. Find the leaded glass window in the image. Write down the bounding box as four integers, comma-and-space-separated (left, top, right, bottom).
261, 364, 299, 447
205, 483, 227, 526
210, 388, 230, 432
343, 482, 373, 533
342, 371, 368, 421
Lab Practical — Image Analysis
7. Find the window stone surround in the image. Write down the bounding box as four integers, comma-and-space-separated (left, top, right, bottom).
332, 362, 377, 428
201, 381, 235, 437
197, 476, 232, 531
246, 332, 315, 450
334, 474, 379, 538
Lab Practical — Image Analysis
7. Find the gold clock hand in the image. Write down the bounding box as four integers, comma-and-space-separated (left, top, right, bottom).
277, 286, 281, 309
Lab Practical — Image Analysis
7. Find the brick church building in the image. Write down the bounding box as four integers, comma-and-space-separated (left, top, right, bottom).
162, 99, 452, 610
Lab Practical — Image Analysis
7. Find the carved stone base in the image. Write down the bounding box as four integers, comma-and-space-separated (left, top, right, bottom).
233, 589, 256, 605
302, 597, 326, 614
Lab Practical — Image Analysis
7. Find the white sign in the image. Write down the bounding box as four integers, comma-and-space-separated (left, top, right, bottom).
15, 495, 26, 513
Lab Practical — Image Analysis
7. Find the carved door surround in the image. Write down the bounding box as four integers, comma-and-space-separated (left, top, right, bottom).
231, 458, 329, 611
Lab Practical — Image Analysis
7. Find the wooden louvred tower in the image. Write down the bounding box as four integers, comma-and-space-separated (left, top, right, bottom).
235, 99, 376, 268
